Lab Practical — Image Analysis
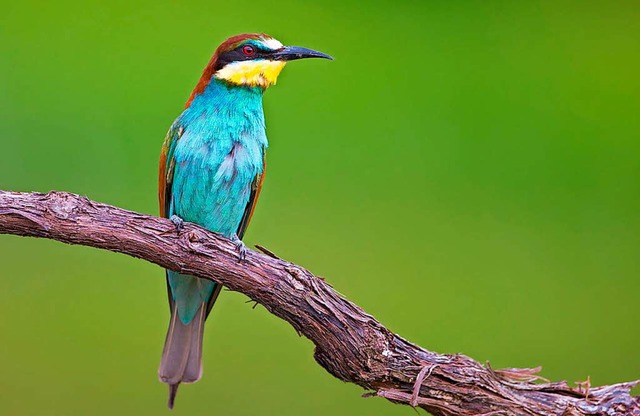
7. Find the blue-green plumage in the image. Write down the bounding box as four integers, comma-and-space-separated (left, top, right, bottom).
158, 77, 267, 404
157, 33, 331, 409
167, 79, 267, 324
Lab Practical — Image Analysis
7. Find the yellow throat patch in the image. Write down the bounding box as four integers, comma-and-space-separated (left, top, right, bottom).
215, 60, 287, 88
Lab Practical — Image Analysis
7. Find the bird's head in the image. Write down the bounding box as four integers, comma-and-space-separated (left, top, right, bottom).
187, 33, 332, 105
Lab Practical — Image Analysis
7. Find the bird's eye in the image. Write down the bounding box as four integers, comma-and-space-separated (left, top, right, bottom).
242, 45, 255, 56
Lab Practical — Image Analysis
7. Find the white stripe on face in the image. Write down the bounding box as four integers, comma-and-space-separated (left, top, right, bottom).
260, 37, 283, 51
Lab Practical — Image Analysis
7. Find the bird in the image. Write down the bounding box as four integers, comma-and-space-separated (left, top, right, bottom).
157, 33, 332, 408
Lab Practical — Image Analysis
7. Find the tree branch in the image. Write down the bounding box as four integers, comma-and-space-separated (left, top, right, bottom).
0, 190, 637, 416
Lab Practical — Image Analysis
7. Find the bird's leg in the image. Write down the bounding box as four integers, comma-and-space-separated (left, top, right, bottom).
169, 215, 184, 235
230, 233, 247, 262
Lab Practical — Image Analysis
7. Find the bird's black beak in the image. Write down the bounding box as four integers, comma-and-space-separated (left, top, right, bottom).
272, 46, 333, 61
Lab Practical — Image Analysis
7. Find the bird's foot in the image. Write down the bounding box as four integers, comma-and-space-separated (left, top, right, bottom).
170, 215, 184, 235
230, 233, 247, 262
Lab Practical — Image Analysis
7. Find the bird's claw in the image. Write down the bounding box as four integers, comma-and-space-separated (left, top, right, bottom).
231, 233, 247, 262
170, 215, 184, 235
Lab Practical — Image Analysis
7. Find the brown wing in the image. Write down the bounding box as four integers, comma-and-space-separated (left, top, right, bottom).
236, 155, 267, 239
159, 125, 183, 218
159, 124, 185, 313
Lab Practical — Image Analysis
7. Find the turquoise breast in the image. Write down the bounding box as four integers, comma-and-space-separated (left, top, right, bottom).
170, 78, 268, 237
167, 78, 267, 324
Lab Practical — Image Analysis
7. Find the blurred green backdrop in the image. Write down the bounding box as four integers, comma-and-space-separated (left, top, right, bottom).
1, 1, 638, 415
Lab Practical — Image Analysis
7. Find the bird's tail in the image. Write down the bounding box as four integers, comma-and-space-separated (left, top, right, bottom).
158, 303, 206, 409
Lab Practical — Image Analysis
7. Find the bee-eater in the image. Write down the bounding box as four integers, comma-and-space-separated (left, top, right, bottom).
157, 33, 332, 408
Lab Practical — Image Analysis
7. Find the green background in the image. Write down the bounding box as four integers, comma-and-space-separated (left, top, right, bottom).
1, 1, 638, 415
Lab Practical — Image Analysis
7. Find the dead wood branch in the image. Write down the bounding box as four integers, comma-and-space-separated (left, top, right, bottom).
0, 190, 637, 416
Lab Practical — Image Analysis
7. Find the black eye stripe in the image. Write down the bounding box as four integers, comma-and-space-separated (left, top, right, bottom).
215, 45, 271, 70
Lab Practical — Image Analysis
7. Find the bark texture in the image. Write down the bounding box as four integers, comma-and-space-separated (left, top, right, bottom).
0, 190, 638, 416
